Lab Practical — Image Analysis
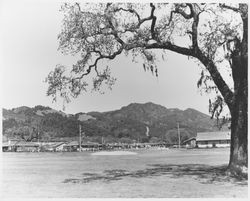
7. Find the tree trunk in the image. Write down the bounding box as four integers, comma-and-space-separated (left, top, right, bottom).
227, 6, 248, 177
227, 71, 248, 178
228, 100, 248, 177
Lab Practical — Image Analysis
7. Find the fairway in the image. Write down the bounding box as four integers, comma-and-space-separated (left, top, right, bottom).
1, 148, 247, 198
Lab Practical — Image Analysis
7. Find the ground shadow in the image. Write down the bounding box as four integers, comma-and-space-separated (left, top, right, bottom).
63, 164, 248, 186
147, 164, 247, 185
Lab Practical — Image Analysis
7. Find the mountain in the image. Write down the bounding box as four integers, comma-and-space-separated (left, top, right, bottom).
2, 102, 223, 144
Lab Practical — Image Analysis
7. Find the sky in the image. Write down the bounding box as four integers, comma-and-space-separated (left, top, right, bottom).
0, 0, 221, 115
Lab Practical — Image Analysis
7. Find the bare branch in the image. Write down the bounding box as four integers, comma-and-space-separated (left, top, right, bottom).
75, 45, 124, 80
113, 7, 141, 22
166, 10, 175, 27
136, 3, 158, 29
104, 7, 125, 45
219, 4, 240, 12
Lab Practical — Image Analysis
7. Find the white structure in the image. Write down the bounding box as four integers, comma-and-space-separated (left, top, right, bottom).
196, 131, 231, 148
54, 142, 67, 151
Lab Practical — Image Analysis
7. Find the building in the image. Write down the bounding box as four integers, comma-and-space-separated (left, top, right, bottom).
63, 141, 79, 152
53, 142, 67, 152
41, 142, 67, 152
15, 141, 40, 152
2, 139, 20, 152
196, 131, 231, 148
63, 141, 101, 151
182, 137, 196, 148
81, 142, 101, 151
2, 142, 10, 152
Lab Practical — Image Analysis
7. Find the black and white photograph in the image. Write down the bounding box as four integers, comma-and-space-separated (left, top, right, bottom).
0, 0, 248, 198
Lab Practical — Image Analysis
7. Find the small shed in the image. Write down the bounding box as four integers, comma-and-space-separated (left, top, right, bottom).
63, 141, 79, 152
40, 142, 66, 152
2, 140, 20, 152
196, 131, 231, 148
2, 142, 10, 152
53, 142, 67, 152
182, 137, 196, 148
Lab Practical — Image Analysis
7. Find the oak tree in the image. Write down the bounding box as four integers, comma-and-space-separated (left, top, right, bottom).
46, 3, 248, 177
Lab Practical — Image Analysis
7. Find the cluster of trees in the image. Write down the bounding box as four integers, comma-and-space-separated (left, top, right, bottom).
3, 113, 80, 141
40, 113, 79, 137
3, 116, 40, 142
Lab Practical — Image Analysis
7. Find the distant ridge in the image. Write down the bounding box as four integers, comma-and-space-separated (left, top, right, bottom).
2, 102, 223, 144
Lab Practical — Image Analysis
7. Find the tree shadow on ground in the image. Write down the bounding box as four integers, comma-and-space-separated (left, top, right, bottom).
147, 164, 247, 185
63, 164, 248, 186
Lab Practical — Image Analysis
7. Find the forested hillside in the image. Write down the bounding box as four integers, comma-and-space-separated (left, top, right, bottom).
3, 102, 223, 144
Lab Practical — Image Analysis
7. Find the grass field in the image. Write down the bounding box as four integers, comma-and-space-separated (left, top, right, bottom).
1, 148, 248, 198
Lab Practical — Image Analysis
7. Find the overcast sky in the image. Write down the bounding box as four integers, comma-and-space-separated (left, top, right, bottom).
0, 0, 220, 115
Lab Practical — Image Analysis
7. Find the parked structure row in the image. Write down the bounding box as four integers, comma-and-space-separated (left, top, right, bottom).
2, 131, 231, 152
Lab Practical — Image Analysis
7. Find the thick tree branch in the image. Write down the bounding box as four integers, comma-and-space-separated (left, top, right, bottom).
239, 4, 248, 58
166, 10, 175, 27
145, 42, 194, 57
197, 50, 234, 110
191, 4, 199, 52
165, 4, 198, 52
175, 2, 222, 96
175, 3, 193, 19
150, 3, 157, 40
152, 2, 234, 110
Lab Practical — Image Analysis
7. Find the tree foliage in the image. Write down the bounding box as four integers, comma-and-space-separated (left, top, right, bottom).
47, 3, 245, 117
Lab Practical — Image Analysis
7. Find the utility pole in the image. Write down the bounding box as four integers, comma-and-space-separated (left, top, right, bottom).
177, 122, 181, 149
79, 124, 82, 152
102, 136, 104, 144
37, 124, 39, 144
37, 130, 39, 143
37, 124, 40, 152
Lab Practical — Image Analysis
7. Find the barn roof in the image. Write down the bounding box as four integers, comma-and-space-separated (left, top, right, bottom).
64, 141, 100, 147
15, 141, 39, 147
51, 142, 66, 148
196, 131, 231, 141
182, 137, 196, 145
43, 142, 66, 149
5, 140, 20, 146
64, 141, 79, 146
2, 142, 9, 147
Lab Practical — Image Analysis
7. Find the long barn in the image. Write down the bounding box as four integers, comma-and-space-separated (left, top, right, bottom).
196, 131, 231, 148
